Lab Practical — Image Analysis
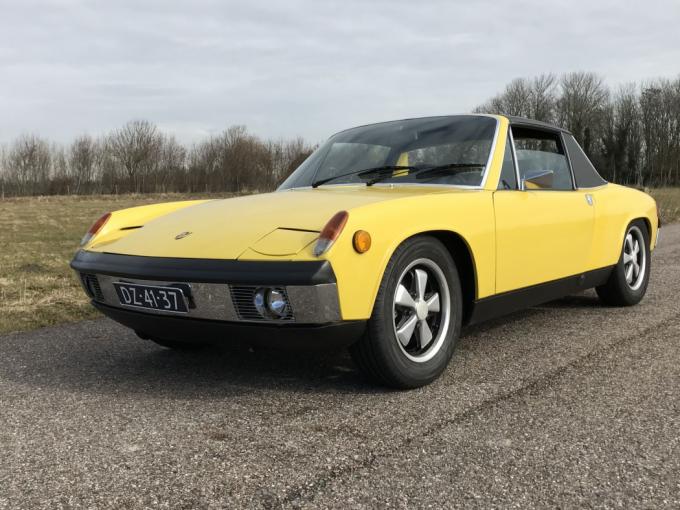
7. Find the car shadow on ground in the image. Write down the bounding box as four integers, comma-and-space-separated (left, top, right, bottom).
0, 293, 598, 398
539, 291, 601, 309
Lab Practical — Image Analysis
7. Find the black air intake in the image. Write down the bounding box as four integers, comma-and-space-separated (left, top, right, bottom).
80, 273, 104, 302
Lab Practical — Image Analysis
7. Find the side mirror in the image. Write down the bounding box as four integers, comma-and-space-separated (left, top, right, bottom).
522, 170, 554, 190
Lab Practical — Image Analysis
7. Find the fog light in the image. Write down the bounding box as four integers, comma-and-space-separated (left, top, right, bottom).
253, 288, 267, 317
253, 287, 289, 319
267, 289, 288, 317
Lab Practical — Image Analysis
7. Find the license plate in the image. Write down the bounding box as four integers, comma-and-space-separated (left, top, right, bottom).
113, 282, 189, 313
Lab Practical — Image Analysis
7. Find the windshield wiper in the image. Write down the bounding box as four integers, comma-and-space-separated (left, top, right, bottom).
311, 165, 419, 188
413, 163, 486, 180
311, 162, 487, 188
363, 163, 486, 186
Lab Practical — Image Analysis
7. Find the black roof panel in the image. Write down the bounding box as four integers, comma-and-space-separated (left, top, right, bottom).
505, 115, 571, 134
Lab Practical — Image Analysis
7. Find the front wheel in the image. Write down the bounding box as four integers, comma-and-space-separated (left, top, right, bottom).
350, 236, 462, 389
596, 220, 651, 306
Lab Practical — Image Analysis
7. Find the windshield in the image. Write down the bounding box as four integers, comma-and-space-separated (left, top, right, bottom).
279, 115, 498, 190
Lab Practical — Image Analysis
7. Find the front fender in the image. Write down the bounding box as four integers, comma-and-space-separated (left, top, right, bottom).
322, 191, 495, 320
84, 200, 212, 250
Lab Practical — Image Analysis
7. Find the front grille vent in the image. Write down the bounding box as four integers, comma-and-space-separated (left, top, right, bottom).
230, 285, 294, 322
80, 273, 104, 302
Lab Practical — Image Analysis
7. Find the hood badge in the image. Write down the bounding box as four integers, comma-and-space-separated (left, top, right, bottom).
175, 231, 192, 240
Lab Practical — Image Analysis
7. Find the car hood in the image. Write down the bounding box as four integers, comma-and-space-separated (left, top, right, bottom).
87, 186, 455, 260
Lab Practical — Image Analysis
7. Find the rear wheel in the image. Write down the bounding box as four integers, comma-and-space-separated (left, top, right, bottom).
350, 236, 462, 389
596, 220, 651, 306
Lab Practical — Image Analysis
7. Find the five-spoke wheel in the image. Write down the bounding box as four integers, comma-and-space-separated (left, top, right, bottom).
622, 226, 646, 290
393, 259, 450, 363
597, 220, 651, 306
349, 236, 462, 389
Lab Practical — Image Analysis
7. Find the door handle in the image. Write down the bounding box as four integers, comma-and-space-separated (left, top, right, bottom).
585, 194, 593, 206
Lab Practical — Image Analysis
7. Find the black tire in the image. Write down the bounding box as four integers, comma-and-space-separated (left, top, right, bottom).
349, 236, 462, 389
596, 219, 651, 306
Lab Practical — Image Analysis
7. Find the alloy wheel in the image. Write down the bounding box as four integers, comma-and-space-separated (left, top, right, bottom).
392, 258, 451, 363
623, 225, 647, 291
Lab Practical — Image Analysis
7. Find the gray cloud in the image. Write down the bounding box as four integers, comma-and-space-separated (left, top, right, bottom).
1, 0, 679, 144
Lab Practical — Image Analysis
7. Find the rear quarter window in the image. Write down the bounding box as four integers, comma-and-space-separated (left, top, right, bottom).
563, 134, 607, 188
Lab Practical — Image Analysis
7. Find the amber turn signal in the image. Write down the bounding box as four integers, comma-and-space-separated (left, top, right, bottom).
353, 230, 371, 253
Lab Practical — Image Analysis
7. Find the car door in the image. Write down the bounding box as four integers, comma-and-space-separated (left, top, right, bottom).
493, 126, 595, 294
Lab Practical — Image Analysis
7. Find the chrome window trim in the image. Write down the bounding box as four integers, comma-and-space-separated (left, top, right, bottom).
571, 183, 608, 191
478, 116, 501, 189
509, 127, 523, 190
508, 128, 521, 190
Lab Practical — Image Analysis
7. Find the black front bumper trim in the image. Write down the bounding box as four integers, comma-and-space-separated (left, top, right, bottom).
71, 250, 336, 285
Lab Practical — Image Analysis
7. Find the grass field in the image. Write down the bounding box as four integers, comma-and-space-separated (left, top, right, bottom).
0, 193, 223, 335
0, 188, 678, 336
651, 187, 680, 225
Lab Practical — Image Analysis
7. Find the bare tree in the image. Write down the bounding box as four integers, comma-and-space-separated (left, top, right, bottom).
557, 72, 609, 155
475, 71, 680, 187
601, 84, 642, 184
640, 78, 680, 187
530, 74, 557, 122
68, 135, 102, 194
107, 120, 163, 193
474, 74, 556, 123
475, 77, 532, 117
5, 73, 678, 197
156, 135, 186, 192
5, 134, 51, 195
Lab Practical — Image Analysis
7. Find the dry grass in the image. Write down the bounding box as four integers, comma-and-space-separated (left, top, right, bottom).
649, 188, 680, 224
0, 188, 678, 336
0, 193, 222, 335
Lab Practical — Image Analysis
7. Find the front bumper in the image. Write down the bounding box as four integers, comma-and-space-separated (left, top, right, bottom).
71, 250, 346, 328
93, 302, 365, 349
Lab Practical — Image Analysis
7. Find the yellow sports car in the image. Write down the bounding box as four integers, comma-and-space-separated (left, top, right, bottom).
71, 115, 661, 388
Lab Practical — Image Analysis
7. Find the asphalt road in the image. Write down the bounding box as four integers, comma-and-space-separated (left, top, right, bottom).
1, 225, 679, 509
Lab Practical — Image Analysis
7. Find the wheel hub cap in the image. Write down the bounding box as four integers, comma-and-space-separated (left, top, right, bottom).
415, 299, 429, 320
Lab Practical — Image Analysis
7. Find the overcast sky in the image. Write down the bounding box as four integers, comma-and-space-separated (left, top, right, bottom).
1, 0, 679, 145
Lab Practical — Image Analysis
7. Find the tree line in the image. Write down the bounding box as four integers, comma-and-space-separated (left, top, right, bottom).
1, 71, 679, 197
475, 71, 680, 187
0, 121, 313, 197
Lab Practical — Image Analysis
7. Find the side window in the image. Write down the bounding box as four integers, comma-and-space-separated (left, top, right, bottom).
511, 127, 573, 190
497, 133, 517, 190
